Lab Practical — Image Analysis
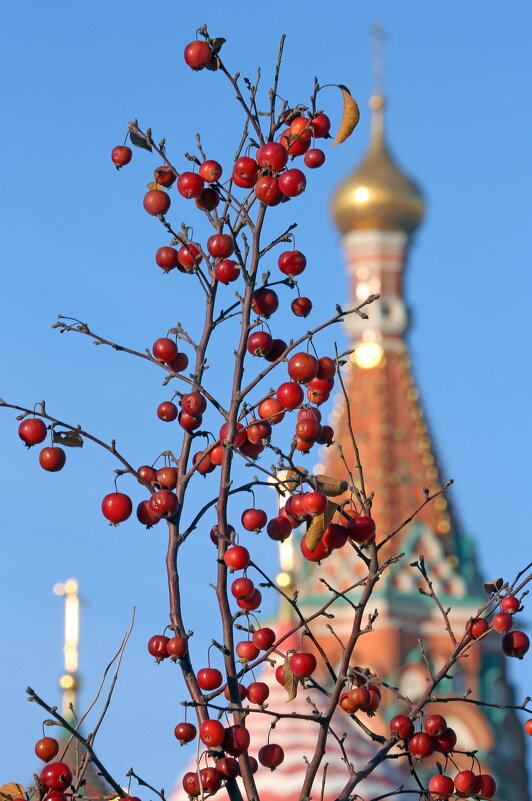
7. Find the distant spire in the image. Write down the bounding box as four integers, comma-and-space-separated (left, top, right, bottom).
53, 578, 80, 720
371, 21, 386, 99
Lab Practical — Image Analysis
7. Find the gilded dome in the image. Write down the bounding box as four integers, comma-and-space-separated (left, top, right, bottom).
331, 95, 425, 234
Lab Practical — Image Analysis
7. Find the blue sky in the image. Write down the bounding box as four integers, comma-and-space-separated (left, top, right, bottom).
1, 0, 531, 792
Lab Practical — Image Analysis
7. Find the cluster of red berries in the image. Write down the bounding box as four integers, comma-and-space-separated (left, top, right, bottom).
467, 594, 529, 659
32, 740, 74, 801
388, 713, 496, 798
18, 418, 67, 471
339, 683, 382, 716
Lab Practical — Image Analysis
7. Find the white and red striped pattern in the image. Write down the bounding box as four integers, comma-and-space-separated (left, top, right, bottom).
170, 672, 411, 801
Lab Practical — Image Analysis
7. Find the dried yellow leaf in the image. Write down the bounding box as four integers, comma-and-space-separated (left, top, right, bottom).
282, 660, 298, 701
0, 784, 25, 801
332, 85, 360, 146
305, 501, 338, 552
315, 475, 349, 497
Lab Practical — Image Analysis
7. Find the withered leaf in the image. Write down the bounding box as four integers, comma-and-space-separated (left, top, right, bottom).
282, 661, 298, 701
305, 501, 338, 552
129, 131, 152, 151
331, 85, 360, 146
315, 475, 348, 497
146, 181, 166, 191
283, 467, 308, 494
0, 784, 25, 801
205, 55, 221, 71
53, 430, 84, 448
484, 578, 504, 594
210, 38, 226, 54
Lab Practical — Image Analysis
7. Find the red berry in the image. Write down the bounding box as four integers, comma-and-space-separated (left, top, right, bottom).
184, 40, 213, 70
149, 489, 178, 519
247, 331, 273, 357
300, 536, 331, 562
277, 381, 304, 410
219, 422, 246, 448
289, 652, 317, 678
304, 148, 326, 168
199, 768, 222, 794
317, 356, 336, 379
200, 719, 225, 747
18, 418, 47, 446
137, 500, 160, 528
177, 172, 204, 199
143, 189, 171, 216
177, 243, 202, 271
167, 636, 188, 658
502, 630, 529, 658
476, 775, 496, 798
207, 234, 234, 258
525, 719, 532, 735
182, 773, 200, 796
152, 338, 178, 362
39, 447, 66, 472
266, 516, 292, 542
236, 588, 262, 611
199, 160, 223, 182
231, 577, 255, 600
236, 640, 259, 661
101, 492, 132, 524
197, 667, 223, 691
492, 611, 513, 633
454, 770, 477, 795
157, 401, 178, 422
111, 145, 132, 167
215, 259, 240, 284
278, 250, 307, 277
178, 410, 202, 431
280, 128, 311, 157
279, 169, 306, 197
311, 114, 331, 138
174, 722, 196, 744
222, 725, 251, 757
153, 165, 175, 187
318, 425, 334, 445
193, 450, 216, 475
252, 627, 276, 650
466, 617, 489, 639
224, 545, 250, 570
147, 634, 169, 659
427, 774, 454, 799
256, 142, 288, 172
35, 737, 60, 762
168, 352, 189, 373
408, 732, 435, 759
424, 714, 447, 737
258, 743, 284, 770
390, 714, 414, 740
322, 523, 347, 550
155, 246, 179, 271
291, 296, 313, 317
40, 763, 73, 791
275, 665, 285, 685
433, 727, 457, 753
302, 491, 327, 517
242, 508, 268, 531
347, 516, 376, 544
288, 352, 319, 383
258, 397, 285, 424
182, 392, 207, 415
233, 157, 259, 186
255, 176, 284, 206
155, 466, 178, 489
501, 595, 520, 613
216, 757, 240, 778
252, 287, 279, 317
138, 465, 156, 483
246, 420, 271, 444
196, 187, 220, 211
264, 338, 287, 362
232, 171, 257, 189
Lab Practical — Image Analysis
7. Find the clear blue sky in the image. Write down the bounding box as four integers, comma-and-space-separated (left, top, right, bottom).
1, 0, 531, 791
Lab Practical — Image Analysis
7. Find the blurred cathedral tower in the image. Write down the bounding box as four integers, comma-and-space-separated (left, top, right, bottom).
305, 58, 530, 799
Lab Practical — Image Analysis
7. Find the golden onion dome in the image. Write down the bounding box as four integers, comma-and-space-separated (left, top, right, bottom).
331, 95, 425, 234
